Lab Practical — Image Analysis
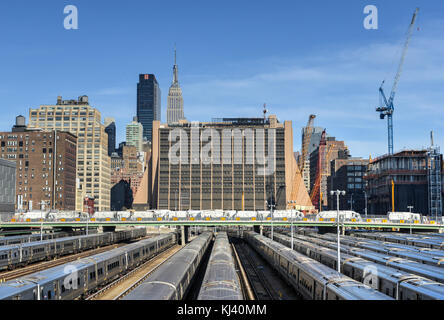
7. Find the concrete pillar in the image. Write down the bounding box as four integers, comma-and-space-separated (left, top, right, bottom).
185, 226, 189, 243
181, 225, 185, 246
260, 225, 263, 236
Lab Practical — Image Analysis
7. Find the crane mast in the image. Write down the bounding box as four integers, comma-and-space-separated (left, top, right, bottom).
376, 8, 419, 155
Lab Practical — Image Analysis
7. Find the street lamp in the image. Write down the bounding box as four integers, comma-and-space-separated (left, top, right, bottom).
330, 190, 346, 273
363, 191, 368, 218
407, 205, 414, 235
39, 200, 49, 241
266, 200, 275, 241
287, 200, 296, 250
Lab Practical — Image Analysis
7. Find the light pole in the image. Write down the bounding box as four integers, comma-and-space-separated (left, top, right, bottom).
364, 191, 368, 218
39, 200, 49, 241
330, 190, 345, 273
349, 193, 354, 211
266, 200, 275, 241
287, 200, 295, 250
407, 205, 413, 235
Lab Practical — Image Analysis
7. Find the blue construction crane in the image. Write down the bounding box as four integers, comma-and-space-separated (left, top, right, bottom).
376, 8, 419, 155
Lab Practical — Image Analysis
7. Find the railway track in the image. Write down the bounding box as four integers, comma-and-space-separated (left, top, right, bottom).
86, 244, 181, 300
232, 240, 277, 300
0, 243, 126, 282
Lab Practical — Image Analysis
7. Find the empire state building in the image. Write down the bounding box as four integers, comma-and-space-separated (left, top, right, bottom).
167, 48, 185, 124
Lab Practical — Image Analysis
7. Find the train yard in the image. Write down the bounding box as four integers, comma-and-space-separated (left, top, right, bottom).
0, 226, 443, 300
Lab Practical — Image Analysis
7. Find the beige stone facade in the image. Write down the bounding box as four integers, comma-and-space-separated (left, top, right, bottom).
28, 96, 111, 211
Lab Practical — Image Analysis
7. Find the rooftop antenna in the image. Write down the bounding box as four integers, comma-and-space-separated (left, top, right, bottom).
430, 130, 434, 147
263, 103, 268, 121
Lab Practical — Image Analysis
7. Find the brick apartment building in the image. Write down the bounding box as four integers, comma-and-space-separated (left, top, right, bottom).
0, 116, 77, 211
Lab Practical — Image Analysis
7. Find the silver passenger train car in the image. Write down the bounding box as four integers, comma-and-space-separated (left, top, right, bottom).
0, 232, 175, 300
284, 231, 444, 284
0, 230, 93, 246
122, 232, 213, 300
270, 231, 444, 300
0, 228, 147, 271
244, 231, 391, 300
197, 232, 243, 300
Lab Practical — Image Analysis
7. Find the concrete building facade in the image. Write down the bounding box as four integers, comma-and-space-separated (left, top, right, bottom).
150, 116, 313, 211
28, 96, 111, 211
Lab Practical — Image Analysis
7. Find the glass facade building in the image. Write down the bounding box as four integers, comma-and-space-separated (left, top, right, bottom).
137, 74, 161, 142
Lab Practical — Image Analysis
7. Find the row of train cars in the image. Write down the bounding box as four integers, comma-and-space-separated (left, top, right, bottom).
0, 226, 444, 300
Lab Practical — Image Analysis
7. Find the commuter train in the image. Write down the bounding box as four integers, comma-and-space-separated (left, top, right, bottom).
283, 231, 444, 284
122, 232, 213, 300
350, 232, 444, 250
315, 232, 444, 268
243, 231, 392, 300
268, 231, 444, 300
0, 228, 147, 271
0, 230, 95, 246
197, 232, 243, 300
0, 232, 175, 300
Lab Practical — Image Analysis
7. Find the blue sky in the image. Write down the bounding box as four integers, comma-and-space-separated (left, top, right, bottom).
0, 0, 443, 158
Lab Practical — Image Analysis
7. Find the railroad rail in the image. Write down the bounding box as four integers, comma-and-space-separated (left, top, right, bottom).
86, 245, 181, 300
232, 239, 276, 300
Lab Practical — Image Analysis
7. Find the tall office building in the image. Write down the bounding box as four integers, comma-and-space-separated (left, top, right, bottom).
137, 74, 161, 141
126, 117, 143, 152
104, 117, 116, 156
28, 96, 111, 211
167, 48, 185, 124
149, 116, 313, 211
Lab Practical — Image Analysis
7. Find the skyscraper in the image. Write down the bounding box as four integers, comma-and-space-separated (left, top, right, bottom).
126, 116, 143, 152
104, 117, 116, 156
137, 74, 161, 142
167, 48, 185, 124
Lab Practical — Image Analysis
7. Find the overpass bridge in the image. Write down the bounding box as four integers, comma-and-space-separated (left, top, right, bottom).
1, 217, 443, 232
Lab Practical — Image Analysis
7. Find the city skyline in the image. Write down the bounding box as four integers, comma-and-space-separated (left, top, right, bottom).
0, 1, 443, 159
